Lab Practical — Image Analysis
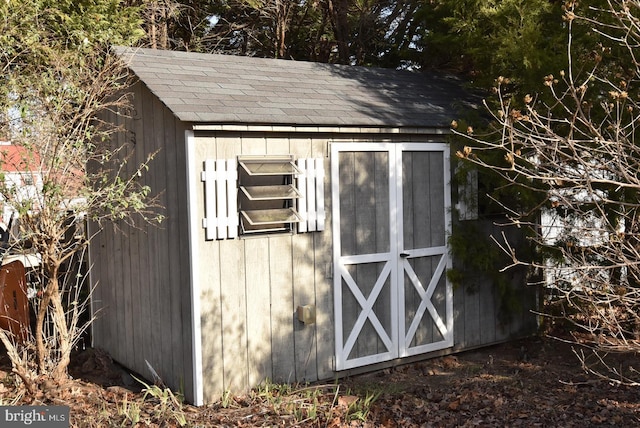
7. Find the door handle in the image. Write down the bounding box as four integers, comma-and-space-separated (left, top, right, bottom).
400, 252, 410, 258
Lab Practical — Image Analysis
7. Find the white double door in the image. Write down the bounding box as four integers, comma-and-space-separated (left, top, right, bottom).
331, 142, 453, 370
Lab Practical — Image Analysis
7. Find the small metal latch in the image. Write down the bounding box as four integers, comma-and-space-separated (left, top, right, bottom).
400, 252, 410, 258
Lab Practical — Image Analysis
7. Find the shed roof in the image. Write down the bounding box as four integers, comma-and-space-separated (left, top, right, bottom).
115, 46, 474, 128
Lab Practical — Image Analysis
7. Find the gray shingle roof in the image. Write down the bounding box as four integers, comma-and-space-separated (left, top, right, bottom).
115, 46, 473, 128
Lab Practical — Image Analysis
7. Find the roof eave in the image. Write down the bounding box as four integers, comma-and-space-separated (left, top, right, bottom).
190, 123, 451, 135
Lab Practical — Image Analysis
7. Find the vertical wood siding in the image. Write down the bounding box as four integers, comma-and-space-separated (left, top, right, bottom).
89, 82, 194, 402
452, 218, 538, 351
197, 132, 331, 399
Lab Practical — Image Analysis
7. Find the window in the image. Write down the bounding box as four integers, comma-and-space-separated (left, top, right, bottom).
238, 155, 302, 234
201, 155, 324, 240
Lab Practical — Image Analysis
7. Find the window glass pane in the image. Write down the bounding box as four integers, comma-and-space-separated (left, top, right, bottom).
240, 185, 301, 200
239, 160, 301, 175
241, 208, 302, 226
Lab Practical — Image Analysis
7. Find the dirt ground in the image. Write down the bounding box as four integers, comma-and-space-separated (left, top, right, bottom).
1, 336, 639, 427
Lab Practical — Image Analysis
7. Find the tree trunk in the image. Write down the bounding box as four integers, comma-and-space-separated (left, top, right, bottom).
149, 3, 157, 48
35, 260, 71, 382
35, 283, 52, 373
50, 282, 71, 381
326, 0, 350, 64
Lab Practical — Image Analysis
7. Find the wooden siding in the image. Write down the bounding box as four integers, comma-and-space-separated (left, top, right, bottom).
452, 218, 538, 351
89, 81, 194, 402
195, 132, 328, 399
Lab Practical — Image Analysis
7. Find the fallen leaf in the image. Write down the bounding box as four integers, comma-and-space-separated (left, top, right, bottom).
338, 395, 359, 407
448, 399, 460, 411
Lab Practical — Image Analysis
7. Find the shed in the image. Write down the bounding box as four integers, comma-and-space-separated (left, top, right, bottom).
89, 47, 537, 405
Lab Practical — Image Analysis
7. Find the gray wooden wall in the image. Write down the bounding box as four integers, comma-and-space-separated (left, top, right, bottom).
452, 218, 539, 351
89, 81, 194, 402
192, 131, 332, 400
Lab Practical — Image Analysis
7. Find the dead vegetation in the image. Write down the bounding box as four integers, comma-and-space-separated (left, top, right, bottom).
1, 336, 639, 426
